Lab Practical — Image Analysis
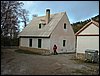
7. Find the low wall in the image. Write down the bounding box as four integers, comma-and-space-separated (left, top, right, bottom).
19, 46, 51, 55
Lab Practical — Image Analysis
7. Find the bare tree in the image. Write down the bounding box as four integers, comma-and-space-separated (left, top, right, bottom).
19, 9, 29, 28
1, 1, 29, 46
1, 1, 23, 38
1, 1, 30, 37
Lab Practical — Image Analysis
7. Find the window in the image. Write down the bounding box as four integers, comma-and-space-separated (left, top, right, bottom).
64, 23, 66, 29
38, 39, 42, 48
29, 39, 32, 47
39, 24, 41, 29
63, 40, 66, 47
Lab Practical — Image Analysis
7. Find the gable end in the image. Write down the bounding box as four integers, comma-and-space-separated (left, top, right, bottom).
75, 20, 99, 36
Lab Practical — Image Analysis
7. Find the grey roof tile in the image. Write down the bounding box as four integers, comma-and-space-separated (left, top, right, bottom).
18, 12, 65, 37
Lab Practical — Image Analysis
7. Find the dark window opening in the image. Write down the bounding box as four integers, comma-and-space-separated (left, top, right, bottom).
38, 39, 41, 48
29, 39, 32, 47
63, 40, 66, 47
64, 23, 66, 29
39, 24, 41, 29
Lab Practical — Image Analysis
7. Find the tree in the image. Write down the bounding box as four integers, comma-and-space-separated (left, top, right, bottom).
1, 1, 23, 38
1, 1, 29, 46
19, 9, 29, 28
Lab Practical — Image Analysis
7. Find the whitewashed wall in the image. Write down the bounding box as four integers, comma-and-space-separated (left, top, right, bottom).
20, 13, 75, 53
79, 24, 99, 35
20, 38, 50, 50
50, 13, 75, 53
20, 38, 29, 47
77, 36, 99, 53
76, 23, 99, 54
50, 37, 75, 53
42, 38, 50, 50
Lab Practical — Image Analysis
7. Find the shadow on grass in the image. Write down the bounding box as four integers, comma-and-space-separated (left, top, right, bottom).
15, 49, 42, 55
71, 69, 89, 75
70, 58, 99, 64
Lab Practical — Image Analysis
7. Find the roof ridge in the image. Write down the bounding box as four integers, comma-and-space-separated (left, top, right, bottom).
18, 11, 66, 37
33, 12, 66, 18
91, 19, 99, 26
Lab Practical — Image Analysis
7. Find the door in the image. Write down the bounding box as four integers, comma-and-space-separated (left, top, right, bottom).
62, 39, 67, 52
29, 39, 32, 47
38, 39, 42, 48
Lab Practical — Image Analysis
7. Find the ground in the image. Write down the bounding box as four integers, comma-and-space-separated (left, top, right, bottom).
1, 48, 99, 75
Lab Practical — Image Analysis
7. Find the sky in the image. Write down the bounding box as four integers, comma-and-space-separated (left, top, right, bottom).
19, 1, 99, 31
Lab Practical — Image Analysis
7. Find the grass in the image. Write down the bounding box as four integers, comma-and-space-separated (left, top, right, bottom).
75, 59, 85, 64
70, 58, 85, 64
72, 69, 89, 75
15, 49, 42, 55
70, 57, 98, 64
72, 67, 99, 75
15, 49, 51, 56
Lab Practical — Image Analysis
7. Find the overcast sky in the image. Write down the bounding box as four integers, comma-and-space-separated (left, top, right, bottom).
19, 1, 99, 31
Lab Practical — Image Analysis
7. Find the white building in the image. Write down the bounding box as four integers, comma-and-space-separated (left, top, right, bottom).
18, 9, 75, 53
75, 20, 99, 54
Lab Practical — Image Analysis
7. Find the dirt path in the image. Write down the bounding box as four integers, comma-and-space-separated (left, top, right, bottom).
1, 49, 99, 75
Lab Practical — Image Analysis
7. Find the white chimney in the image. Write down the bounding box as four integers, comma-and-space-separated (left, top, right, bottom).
46, 9, 50, 24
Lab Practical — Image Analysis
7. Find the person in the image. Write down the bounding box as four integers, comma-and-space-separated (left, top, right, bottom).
53, 44, 58, 55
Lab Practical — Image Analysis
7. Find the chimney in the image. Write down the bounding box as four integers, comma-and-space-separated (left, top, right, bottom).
46, 9, 50, 24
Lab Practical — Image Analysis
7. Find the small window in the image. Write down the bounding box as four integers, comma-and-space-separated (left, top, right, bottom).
39, 24, 41, 29
63, 40, 66, 47
29, 39, 32, 47
64, 23, 66, 29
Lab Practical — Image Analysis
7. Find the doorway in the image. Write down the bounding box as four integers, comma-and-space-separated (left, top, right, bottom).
38, 39, 42, 48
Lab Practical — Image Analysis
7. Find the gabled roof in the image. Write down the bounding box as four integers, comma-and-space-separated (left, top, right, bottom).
75, 20, 99, 36
18, 12, 66, 38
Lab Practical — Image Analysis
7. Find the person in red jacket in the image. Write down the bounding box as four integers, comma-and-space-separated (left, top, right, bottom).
53, 44, 58, 55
